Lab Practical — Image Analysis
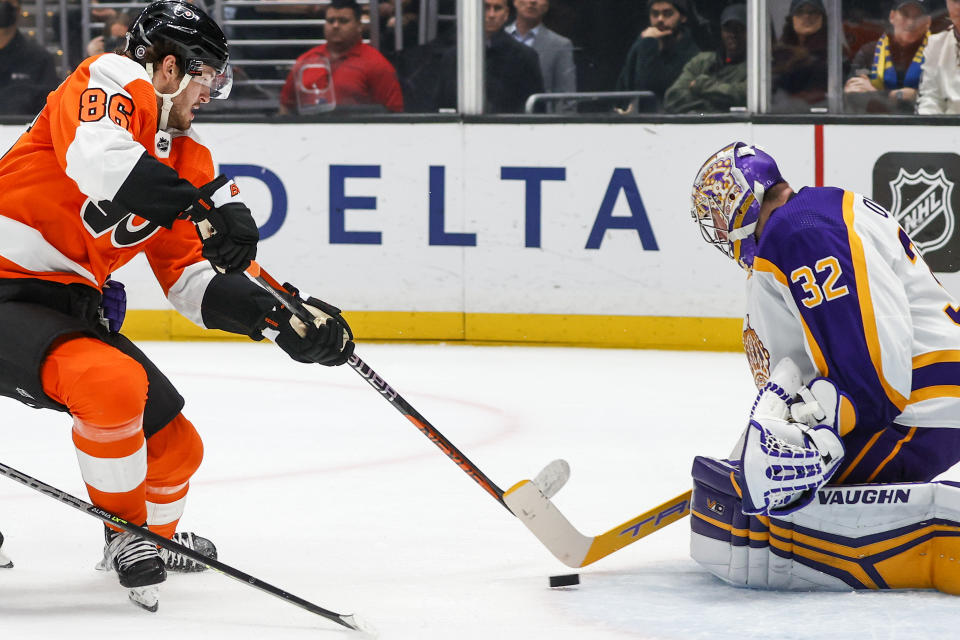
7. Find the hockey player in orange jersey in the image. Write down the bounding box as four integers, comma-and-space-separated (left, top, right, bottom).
0, 1, 355, 611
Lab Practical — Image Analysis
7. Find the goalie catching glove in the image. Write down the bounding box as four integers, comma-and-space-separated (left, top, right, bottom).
252, 283, 355, 366
733, 358, 856, 517
181, 175, 259, 273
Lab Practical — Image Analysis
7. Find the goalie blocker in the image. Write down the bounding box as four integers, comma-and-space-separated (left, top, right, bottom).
690, 456, 960, 594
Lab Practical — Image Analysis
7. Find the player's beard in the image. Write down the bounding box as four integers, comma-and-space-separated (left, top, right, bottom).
166, 103, 194, 131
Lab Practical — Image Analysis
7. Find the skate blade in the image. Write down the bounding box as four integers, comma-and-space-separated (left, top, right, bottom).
128, 586, 159, 612
164, 555, 210, 573
171, 563, 209, 573
0, 550, 13, 569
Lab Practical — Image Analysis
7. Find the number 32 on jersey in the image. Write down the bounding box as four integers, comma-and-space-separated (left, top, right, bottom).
790, 257, 850, 309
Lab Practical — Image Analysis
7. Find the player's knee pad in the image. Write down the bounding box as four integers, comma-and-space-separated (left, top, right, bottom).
42, 336, 149, 425
691, 456, 960, 594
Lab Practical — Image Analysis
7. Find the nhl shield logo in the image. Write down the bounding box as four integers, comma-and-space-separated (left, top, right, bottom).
888, 168, 954, 254
873, 152, 960, 273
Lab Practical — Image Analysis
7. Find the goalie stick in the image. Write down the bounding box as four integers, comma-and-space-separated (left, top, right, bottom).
503, 483, 692, 568
245, 262, 570, 508
0, 460, 371, 633
248, 261, 684, 568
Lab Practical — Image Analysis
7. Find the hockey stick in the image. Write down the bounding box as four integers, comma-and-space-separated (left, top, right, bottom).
0, 460, 371, 633
247, 261, 689, 568
245, 261, 569, 510
502, 484, 692, 567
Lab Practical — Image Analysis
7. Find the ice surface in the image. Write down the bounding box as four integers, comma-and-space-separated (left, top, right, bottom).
1, 342, 957, 639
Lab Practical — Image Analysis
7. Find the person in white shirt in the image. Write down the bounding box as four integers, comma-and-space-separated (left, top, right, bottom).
917, 0, 960, 114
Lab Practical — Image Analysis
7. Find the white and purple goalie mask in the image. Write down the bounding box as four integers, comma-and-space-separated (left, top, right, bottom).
690, 142, 785, 270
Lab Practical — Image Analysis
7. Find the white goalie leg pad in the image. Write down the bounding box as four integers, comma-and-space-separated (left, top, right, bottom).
691, 456, 851, 591
692, 456, 960, 593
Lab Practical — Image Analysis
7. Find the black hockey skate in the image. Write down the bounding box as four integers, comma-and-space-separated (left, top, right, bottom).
0, 530, 12, 568
96, 526, 166, 612
159, 531, 217, 572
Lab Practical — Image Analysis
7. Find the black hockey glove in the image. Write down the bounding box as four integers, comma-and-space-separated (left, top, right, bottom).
182, 175, 259, 273
253, 283, 355, 366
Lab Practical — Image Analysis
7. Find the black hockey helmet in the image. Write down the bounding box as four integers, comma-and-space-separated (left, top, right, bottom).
125, 1, 229, 76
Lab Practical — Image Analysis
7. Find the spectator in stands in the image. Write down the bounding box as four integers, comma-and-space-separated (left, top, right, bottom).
90, 0, 118, 23
0, 0, 58, 116
843, 4, 887, 61
771, 0, 830, 112
506, 0, 576, 110
378, 0, 420, 53
279, 0, 404, 114
223, 0, 321, 86
435, 0, 544, 114
917, 0, 960, 114
844, 0, 930, 114
234, 0, 322, 63
615, 0, 699, 110
86, 11, 133, 57
663, 3, 746, 114
390, 3, 456, 113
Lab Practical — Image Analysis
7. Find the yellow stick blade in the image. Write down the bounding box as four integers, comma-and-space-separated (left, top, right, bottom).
581, 489, 692, 566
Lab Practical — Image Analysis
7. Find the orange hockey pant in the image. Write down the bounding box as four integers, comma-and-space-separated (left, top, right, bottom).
40, 336, 203, 538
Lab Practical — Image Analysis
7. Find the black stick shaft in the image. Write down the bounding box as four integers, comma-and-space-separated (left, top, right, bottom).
0, 461, 361, 631
346, 353, 508, 507
248, 264, 510, 510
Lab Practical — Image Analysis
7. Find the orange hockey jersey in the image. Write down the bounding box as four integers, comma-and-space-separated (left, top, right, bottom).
0, 53, 222, 326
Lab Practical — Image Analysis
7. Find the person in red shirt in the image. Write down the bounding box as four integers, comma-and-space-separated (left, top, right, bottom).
279, 0, 404, 114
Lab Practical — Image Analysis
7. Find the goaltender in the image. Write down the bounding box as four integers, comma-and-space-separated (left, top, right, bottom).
687, 142, 960, 593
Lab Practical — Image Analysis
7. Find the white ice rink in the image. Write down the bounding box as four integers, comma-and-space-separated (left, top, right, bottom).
1, 342, 958, 639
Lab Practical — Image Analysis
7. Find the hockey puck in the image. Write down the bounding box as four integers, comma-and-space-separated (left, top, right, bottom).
549, 573, 580, 588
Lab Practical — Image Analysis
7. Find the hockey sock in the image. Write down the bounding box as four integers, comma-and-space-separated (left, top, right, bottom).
73, 416, 148, 531
145, 413, 204, 538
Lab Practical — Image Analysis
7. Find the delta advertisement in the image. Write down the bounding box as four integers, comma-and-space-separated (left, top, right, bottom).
117, 122, 808, 317
2, 122, 960, 345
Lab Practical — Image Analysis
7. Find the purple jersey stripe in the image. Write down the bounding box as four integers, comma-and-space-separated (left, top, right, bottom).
912, 361, 960, 391
838, 425, 960, 484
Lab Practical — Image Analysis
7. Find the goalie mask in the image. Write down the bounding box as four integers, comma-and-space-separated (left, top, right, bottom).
690, 142, 785, 270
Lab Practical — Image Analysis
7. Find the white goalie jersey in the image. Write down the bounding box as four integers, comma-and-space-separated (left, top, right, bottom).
742, 186, 960, 433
